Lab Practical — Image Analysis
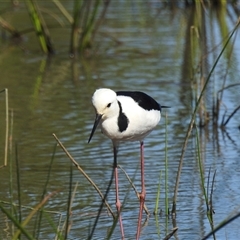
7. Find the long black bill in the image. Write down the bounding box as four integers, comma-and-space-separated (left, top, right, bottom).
88, 114, 102, 143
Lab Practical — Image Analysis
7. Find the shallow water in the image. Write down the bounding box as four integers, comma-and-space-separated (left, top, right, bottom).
0, 2, 240, 240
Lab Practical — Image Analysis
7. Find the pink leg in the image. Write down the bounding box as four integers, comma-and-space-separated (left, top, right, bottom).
136, 141, 146, 239
113, 146, 124, 239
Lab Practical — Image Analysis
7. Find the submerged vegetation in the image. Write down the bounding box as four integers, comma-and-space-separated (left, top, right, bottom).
0, 0, 111, 56
1, 0, 240, 239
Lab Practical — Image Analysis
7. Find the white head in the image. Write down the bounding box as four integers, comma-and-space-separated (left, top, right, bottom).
88, 88, 119, 143
92, 88, 119, 120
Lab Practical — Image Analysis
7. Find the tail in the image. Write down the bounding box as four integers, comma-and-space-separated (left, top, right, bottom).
161, 105, 171, 108
161, 106, 171, 108
160, 105, 171, 111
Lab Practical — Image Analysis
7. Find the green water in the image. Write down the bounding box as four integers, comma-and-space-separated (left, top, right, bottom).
0, 2, 240, 239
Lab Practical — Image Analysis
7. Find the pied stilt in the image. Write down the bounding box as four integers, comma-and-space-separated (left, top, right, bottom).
88, 88, 169, 239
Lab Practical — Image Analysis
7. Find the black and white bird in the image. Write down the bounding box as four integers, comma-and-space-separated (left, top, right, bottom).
88, 88, 169, 239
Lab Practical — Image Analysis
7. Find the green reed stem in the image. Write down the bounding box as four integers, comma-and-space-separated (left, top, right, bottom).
154, 170, 161, 215
42, 211, 64, 240
164, 112, 169, 215
4, 88, 8, 167
92, 0, 111, 40
42, 144, 57, 197
195, 127, 208, 209
196, 127, 216, 239
25, 0, 47, 53
9, 109, 15, 236
171, 17, 240, 215
25, 0, 54, 54
70, 0, 83, 56
35, 143, 57, 239
0, 88, 9, 168
79, 0, 100, 52
15, 143, 22, 238
154, 213, 160, 238
64, 164, 73, 239
196, 128, 216, 231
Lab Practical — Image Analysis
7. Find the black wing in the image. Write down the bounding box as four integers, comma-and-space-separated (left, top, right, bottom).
116, 91, 161, 111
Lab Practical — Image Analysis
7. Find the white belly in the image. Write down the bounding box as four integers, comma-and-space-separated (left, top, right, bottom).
101, 101, 161, 142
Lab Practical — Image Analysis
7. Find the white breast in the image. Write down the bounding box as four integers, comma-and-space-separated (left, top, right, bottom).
101, 96, 161, 142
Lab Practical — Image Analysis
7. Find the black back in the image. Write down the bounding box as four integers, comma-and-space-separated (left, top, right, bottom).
117, 91, 161, 111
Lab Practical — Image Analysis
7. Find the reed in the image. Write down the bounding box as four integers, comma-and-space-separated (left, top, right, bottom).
52, 0, 73, 24
208, 169, 217, 230
164, 112, 169, 216
70, 0, 83, 56
217, 83, 240, 127
15, 143, 22, 239
195, 126, 216, 239
64, 165, 73, 239
79, 0, 101, 52
69, 0, 101, 56
42, 211, 64, 240
12, 191, 58, 240
163, 227, 178, 240
34, 143, 57, 238
0, 202, 34, 240
0, 88, 8, 169
0, 128, 64, 239
1, 0, 109, 55
153, 170, 161, 216
0, 192, 58, 240
171, 17, 240, 215
25, 0, 54, 54
202, 211, 240, 240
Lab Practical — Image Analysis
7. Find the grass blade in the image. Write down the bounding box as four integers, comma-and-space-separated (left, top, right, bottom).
64, 164, 73, 239
0, 88, 9, 168
15, 143, 22, 239
34, 143, 57, 238
164, 112, 169, 215
153, 170, 161, 215
0, 203, 34, 240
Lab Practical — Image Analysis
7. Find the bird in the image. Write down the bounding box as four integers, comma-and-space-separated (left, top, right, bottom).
88, 88, 169, 239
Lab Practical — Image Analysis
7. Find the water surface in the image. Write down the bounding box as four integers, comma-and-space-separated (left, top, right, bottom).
0, 2, 240, 239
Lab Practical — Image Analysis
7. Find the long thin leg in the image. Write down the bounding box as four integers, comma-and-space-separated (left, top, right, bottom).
113, 145, 124, 239
136, 141, 146, 239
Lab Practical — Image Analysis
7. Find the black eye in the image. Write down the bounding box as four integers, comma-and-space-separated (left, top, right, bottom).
107, 103, 111, 108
